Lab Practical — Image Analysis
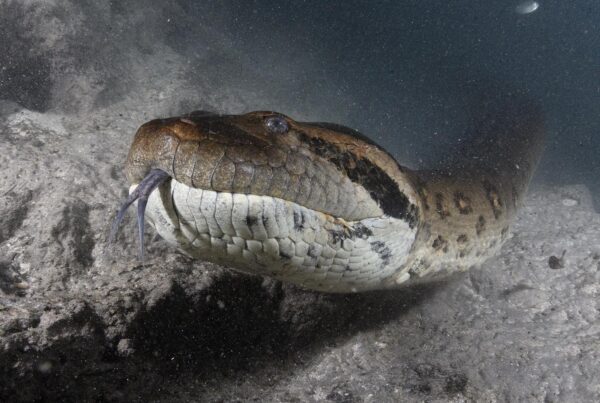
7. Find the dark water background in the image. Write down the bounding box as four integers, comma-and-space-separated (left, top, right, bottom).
1, 0, 599, 208
207, 0, 600, 206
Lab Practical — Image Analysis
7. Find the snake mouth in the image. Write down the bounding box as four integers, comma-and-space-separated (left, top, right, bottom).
109, 168, 418, 291
109, 166, 366, 260
109, 168, 171, 258
147, 176, 416, 291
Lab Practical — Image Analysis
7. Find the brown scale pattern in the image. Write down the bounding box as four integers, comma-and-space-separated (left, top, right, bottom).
122, 100, 544, 289
125, 112, 422, 224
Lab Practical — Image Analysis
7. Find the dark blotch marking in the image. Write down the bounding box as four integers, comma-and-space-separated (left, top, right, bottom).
297, 133, 338, 160
245, 215, 258, 227
307, 244, 319, 259
457, 234, 468, 244
483, 180, 503, 219
293, 210, 305, 230
370, 241, 391, 266
344, 265, 352, 272
328, 222, 373, 244
432, 235, 449, 253
279, 251, 292, 260
501, 226, 509, 240
476, 215, 486, 236
353, 222, 373, 239
328, 229, 345, 244
454, 192, 473, 215
302, 121, 382, 147
297, 131, 418, 227
435, 193, 451, 219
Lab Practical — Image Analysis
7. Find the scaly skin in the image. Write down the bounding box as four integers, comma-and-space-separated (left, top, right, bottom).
114, 101, 544, 292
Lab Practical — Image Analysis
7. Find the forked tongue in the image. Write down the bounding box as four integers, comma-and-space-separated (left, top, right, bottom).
109, 169, 170, 259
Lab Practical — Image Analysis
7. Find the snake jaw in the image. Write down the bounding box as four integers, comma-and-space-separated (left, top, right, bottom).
113, 101, 543, 292
109, 168, 171, 259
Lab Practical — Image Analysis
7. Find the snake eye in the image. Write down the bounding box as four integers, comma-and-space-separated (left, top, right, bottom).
264, 115, 289, 134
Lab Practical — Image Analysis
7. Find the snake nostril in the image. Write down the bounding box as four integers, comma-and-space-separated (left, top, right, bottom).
264, 115, 289, 134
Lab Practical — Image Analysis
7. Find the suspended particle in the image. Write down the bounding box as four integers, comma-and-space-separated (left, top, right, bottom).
515, 1, 540, 15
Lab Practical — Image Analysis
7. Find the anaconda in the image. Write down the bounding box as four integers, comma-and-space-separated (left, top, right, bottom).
111, 97, 544, 292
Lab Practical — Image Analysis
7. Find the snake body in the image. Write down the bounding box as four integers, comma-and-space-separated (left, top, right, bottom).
112, 100, 544, 292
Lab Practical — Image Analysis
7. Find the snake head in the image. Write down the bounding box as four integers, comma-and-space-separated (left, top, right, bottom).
109, 111, 421, 291
123, 111, 419, 223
